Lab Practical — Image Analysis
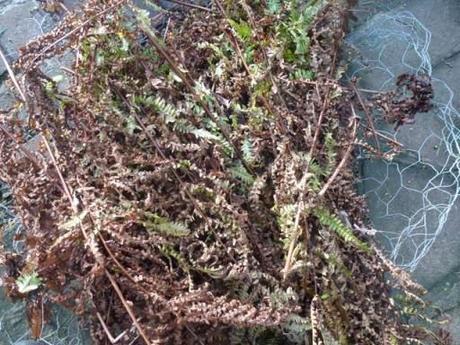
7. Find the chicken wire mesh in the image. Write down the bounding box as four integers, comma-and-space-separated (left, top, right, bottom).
347, 2, 460, 271
0, 184, 91, 345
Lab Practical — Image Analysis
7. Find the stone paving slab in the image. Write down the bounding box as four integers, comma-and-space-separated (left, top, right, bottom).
354, 0, 460, 340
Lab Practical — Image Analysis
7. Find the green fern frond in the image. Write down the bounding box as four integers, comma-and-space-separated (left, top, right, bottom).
313, 207, 369, 252
290, 68, 315, 81
229, 163, 254, 186
228, 19, 252, 41
267, 0, 281, 14
16, 271, 42, 294
324, 132, 337, 176
159, 244, 190, 271
276, 204, 306, 263
307, 160, 323, 192
301, 1, 323, 26
135, 95, 179, 123
152, 96, 179, 123
242, 137, 255, 164
192, 128, 234, 156
277, 204, 296, 248
142, 212, 190, 237
173, 119, 195, 133
283, 314, 312, 344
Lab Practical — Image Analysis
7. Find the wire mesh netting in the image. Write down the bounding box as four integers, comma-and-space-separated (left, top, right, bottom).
347, 2, 460, 271
0, 185, 91, 345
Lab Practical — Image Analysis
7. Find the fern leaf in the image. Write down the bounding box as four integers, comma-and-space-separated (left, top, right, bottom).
192, 128, 233, 156
136, 95, 180, 124
60, 210, 88, 230
313, 207, 369, 252
228, 19, 252, 41
242, 137, 255, 164
277, 204, 297, 249
323, 132, 337, 176
152, 96, 179, 123
291, 69, 315, 81
16, 271, 42, 294
142, 212, 190, 237
307, 160, 323, 192
267, 0, 281, 14
294, 35, 310, 55
229, 163, 254, 186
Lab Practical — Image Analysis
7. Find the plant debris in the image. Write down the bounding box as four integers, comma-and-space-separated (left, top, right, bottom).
374, 73, 434, 130
0, 0, 446, 344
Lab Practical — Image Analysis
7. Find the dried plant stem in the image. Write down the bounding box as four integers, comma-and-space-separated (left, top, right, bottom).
42, 132, 151, 345
351, 83, 381, 152
31, 0, 126, 67
104, 269, 152, 345
99, 233, 143, 289
42, 136, 77, 212
283, 90, 330, 280
358, 122, 402, 148
96, 312, 131, 344
167, 0, 212, 12
318, 116, 358, 197
0, 46, 26, 102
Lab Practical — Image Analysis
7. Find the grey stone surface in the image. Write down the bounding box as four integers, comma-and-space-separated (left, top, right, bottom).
351, 0, 460, 340
0, 0, 57, 74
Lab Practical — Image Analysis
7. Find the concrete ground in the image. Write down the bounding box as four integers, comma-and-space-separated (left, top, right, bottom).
351, 0, 460, 341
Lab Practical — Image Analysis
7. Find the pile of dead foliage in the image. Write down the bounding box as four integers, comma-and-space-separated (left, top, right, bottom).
0, 0, 444, 344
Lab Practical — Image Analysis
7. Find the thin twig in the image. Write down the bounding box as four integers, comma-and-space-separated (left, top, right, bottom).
97, 312, 131, 344
60, 66, 77, 75
0, 125, 41, 168
42, 136, 77, 212
104, 269, 151, 345
0, 46, 26, 102
163, 17, 171, 39
358, 122, 402, 148
351, 83, 381, 153
318, 115, 358, 197
30, 0, 126, 67
283, 87, 331, 280
99, 233, 142, 288
166, 0, 213, 12
358, 88, 381, 94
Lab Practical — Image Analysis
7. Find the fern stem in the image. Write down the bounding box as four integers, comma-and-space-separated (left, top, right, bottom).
283, 201, 309, 280
168, 0, 213, 12
318, 116, 357, 197
283, 88, 331, 281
